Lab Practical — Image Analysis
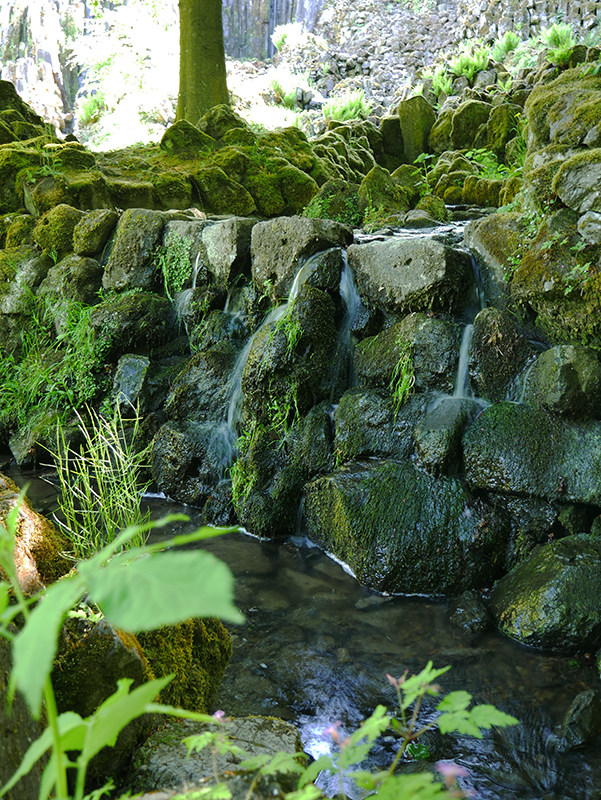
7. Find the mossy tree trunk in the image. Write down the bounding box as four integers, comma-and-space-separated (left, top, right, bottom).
176, 0, 229, 124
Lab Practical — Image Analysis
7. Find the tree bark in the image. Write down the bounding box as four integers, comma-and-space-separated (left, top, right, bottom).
176, 0, 229, 124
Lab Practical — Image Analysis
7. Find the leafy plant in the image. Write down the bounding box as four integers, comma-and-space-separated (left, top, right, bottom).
491, 31, 521, 63
464, 147, 509, 180
390, 340, 415, 413
153, 231, 193, 302
448, 40, 491, 82
0, 499, 244, 800
422, 64, 453, 96
48, 405, 151, 559
323, 90, 373, 123
540, 22, 576, 64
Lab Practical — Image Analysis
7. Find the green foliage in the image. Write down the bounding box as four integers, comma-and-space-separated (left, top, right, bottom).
422, 64, 453, 96
465, 147, 510, 179
0, 499, 243, 800
448, 40, 491, 82
48, 405, 151, 559
304, 194, 362, 228
390, 340, 415, 413
270, 79, 298, 110
540, 22, 576, 64
153, 231, 193, 302
491, 31, 521, 63
78, 93, 108, 127
323, 90, 373, 123
0, 298, 113, 432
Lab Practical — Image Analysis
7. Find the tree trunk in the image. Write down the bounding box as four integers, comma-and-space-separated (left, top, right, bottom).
176, 0, 229, 124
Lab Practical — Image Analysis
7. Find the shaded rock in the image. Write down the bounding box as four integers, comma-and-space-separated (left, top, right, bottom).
490, 535, 601, 652
0, 630, 47, 799
449, 590, 490, 637
450, 100, 493, 150
464, 213, 522, 310
334, 388, 426, 463
380, 114, 405, 158
496, 495, 559, 569
89, 292, 178, 360
346, 238, 472, 316
126, 715, 302, 797
552, 149, 601, 214
151, 420, 235, 507
0, 472, 72, 594
464, 401, 601, 505
357, 165, 410, 215
414, 397, 467, 474
201, 216, 257, 288
523, 345, 601, 420
102, 209, 165, 292
193, 166, 257, 216
556, 689, 601, 752
577, 210, 601, 245
250, 216, 352, 298
36, 254, 103, 308
0, 248, 53, 315
469, 307, 535, 402
304, 459, 508, 594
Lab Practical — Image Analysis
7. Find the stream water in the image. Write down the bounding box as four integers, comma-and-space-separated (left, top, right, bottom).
5, 467, 601, 800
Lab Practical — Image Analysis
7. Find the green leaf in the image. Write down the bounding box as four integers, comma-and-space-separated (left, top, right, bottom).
400, 662, 450, 709
298, 755, 334, 787
240, 751, 304, 776
80, 676, 173, 764
371, 773, 447, 800
0, 583, 9, 616
436, 690, 472, 713
406, 740, 431, 760
339, 740, 373, 769
283, 786, 323, 800
469, 704, 519, 730
84, 550, 244, 631
437, 710, 482, 738
11, 578, 84, 716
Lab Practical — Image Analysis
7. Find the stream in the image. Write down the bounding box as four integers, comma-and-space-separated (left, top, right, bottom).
5, 466, 601, 800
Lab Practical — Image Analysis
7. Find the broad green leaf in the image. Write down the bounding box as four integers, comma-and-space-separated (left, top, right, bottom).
85, 550, 244, 630
348, 705, 389, 744
298, 755, 334, 787
437, 690, 472, 713
0, 711, 83, 797
400, 662, 450, 708
406, 740, 431, 760
11, 578, 84, 716
0, 583, 9, 616
437, 710, 482, 738
370, 773, 446, 800
283, 786, 323, 800
339, 740, 373, 769
470, 704, 519, 730
80, 676, 172, 764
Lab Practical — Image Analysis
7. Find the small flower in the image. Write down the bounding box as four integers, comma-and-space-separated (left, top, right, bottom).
324, 721, 343, 743
436, 761, 469, 788
386, 673, 398, 688
212, 710, 226, 721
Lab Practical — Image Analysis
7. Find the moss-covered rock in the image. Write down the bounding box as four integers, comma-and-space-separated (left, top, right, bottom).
37, 254, 103, 308
490, 535, 601, 652
523, 345, 601, 420
357, 165, 410, 216
102, 208, 165, 292
197, 104, 250, 140
415, 193, 448, 221
160, 119, 217, 155
0, 144, 42, 212
278, 164, 319, 213
464, 401, 601, 505
304, 459, 508, 594
552, 148, 601, 214
194, 165, 257, 216
5, 213, 35, 248
150, 171, 193, 210
398, 95, 436, 163
380, 114, 405, 158
33, 203, 84, 256
464, 212, 524, 310
428, 108, 454, 155
304, 179, 362, 227
450, 100, 493, 150
413, 397, 466, 475
73, 208, 119, 257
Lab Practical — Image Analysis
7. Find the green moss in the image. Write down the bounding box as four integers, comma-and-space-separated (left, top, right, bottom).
303, 178, 362, 227
34, 203, 83, 255
212, 146, 251, 184
246, 171, 286, 216
416, 194, 448, 220
5, 213, 35, 247
358, 165, 410, 216
193, 166, 256, 216
150, 171, 192, 210
160, 119, 217, 155
137, 618, 232, 712
278, 164, 318, 213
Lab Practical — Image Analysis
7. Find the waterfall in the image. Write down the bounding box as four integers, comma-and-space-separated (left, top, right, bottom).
453, 324, 473, 400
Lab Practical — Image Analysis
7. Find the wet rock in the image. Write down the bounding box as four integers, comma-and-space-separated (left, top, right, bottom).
490, 535, 601, 652
0, 472, 72, 593
523, 345, 601, 420
304, 459, 508, 594
250, 216, 352, 298
464, 212, 521, 310
126, 715, 303, 797
469, 307, 535, 402
346, 237, 472, 316
102, 209, 165, 292
151, 420, 235, 507
463, 401, 601, 505
414, 397, 467, 474
495, 496, 559, 568
290, 401, 335, 477
334, 388, 426, 463
556, 689, 601, 752
449, 590, 490, 637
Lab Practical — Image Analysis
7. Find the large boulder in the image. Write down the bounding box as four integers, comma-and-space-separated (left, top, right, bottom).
490, 535, 601, 652
102, 209, 165, 292
463, 401, 601, 505
250, 216, 352, 298
450, 100, 493, 150
398, 95, 436, 163
523, 345, 601, 420
464, 213, 522, 310
346, 237, 472, 315
304, 459, 508, 594
552, 149, 601, 214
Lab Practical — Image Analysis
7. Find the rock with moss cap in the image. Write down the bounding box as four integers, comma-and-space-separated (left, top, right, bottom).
73, 208, 119, 257
552, 148, 601, 214
160, 119, 217, 156
450, 100, 493, 150
33, 203, 84, 257
197, 104, 249, 141
358, 165, 410, 216
304, 179, 362, 227
490, 535, 601, 652
37, 254, 104, 309
0, 79, 45, 128
303, 459, 508, 594
193, 166, 256, 216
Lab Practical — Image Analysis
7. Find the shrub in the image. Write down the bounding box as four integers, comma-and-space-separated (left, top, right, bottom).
423, 63, 453, 96
323, 89, 373, 122
448, 40, 491, 82
491, 30, 521, 63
